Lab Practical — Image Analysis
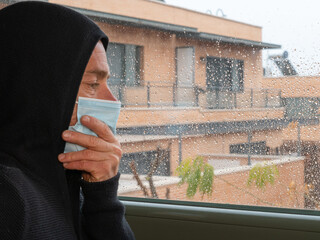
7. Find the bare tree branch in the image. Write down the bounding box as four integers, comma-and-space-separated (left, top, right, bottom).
146, 147, 162, 198
130, 161, 149, 197
146, 143, 172, 199
130, 143, 172, 199
166, 188, 170, 199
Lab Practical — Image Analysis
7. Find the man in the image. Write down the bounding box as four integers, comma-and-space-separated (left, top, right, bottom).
0, 2, 135, 239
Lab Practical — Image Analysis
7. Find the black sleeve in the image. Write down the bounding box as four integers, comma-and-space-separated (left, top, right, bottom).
0, 173, 25, 240
80, 173, 135, 240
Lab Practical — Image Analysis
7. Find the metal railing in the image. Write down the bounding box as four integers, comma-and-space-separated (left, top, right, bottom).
205, 87, 282, 109
109, 82, 282, 110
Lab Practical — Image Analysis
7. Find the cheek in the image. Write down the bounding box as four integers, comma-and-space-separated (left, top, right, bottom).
69, 103, 78, 126
78, 84, 94, 97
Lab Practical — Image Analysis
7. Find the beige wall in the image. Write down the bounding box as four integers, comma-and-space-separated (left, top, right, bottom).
50, 0, 262, 42
120, 129, 285, 175
118, 107, 284, 127
262, 76, 320, 143
180, 130, 283, 161
262, 76, 320, 98
96, 21, 264, 89
282, 124, 320, 142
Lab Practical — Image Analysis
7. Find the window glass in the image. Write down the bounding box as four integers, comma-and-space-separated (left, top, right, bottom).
107, 43, 141, 86
14, 0, 319, 211
206, 57, 244, 92
107, 43, 125, 85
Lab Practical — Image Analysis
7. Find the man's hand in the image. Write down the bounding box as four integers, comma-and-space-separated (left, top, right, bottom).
58, 115, 122, 182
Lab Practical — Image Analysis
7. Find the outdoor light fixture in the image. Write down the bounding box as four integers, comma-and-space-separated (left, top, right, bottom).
200, 57, 206, 63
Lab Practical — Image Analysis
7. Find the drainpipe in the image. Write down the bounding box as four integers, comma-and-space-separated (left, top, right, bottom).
297, 121, 301, 156
178, 133, 182, 163
248, 131, 252, 165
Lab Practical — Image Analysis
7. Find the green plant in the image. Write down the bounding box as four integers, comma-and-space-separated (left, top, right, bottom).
176, 156, 214, 198
247, 163, 279, 189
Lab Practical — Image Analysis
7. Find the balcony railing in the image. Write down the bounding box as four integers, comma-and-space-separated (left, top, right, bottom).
109, 82, 282, 109
205, 87, 282, 109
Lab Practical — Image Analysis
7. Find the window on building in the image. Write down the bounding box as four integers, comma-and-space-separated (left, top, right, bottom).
206, 57, 244, 92
107, 43, 142, 87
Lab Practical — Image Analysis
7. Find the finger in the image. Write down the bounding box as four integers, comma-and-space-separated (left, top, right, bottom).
81, 115, 117, 143
62, 130, 114, 151
63, 160, 119, 181
58, 149, 121, 163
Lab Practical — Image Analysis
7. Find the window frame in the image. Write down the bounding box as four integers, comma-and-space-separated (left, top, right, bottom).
121, 196, 320, 239
2, 0, 320, 238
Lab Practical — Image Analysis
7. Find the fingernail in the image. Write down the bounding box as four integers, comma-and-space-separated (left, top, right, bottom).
58, 154, 65, 161
63, 163, 69, 167
82, 116, 90, 122
63, 131, 70, 138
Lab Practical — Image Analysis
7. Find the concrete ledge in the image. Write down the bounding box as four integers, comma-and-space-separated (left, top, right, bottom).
119, 174, 180, 194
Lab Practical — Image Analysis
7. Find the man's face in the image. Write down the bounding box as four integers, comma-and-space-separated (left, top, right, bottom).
69, 41, 116, 126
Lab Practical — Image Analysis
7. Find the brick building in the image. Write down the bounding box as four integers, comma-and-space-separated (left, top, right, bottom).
3, 0, 320, 208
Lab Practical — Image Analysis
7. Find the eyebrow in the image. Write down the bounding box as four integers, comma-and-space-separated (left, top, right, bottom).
86, 69, 109, 79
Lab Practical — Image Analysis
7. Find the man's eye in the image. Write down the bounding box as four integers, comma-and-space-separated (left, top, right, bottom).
88, 83, 100, 89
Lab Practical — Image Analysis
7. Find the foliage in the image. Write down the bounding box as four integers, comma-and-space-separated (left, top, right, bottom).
176, 156, 214, 198
247, 163, 279, 189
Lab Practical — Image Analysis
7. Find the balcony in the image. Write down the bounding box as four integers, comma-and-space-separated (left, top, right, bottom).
110, 81, 283, 110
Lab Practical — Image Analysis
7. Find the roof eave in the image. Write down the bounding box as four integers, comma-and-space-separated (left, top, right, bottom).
178, 32, 281, 49
69, 6, 281, 49
72, 6, 197, 33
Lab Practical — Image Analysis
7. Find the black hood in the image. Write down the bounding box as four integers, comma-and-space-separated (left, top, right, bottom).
0, 0, 108, 214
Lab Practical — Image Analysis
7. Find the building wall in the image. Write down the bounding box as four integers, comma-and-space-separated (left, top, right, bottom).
95, 21, 264, 89
282, 124, 320, 142
120, 129, 285, 175
262, 76, 320, 98
118, 107, 284, 128
263, 76, 320, 142
179, 130, 283, 163
50, 0, 262, 42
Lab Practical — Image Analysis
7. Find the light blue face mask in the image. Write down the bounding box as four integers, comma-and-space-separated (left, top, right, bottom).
64, 97, 121, 153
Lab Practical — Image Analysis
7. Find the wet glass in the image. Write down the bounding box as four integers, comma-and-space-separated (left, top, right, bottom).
8, 0, 319, 210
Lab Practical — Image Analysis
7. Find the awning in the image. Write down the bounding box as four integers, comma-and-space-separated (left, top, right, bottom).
70, 6, 281, 49
72, 7, 198, 33
177, 32, 281, 49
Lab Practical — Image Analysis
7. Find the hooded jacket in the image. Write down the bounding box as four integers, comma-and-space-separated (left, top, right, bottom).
0, 2, 134, 239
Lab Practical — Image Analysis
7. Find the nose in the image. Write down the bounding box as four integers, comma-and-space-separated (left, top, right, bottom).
98, 82, 118, 101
